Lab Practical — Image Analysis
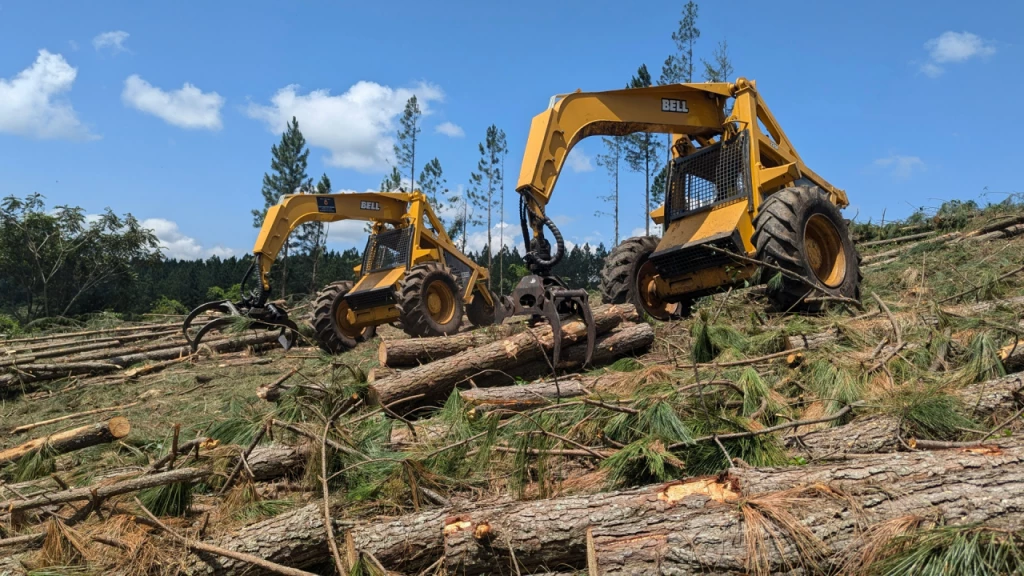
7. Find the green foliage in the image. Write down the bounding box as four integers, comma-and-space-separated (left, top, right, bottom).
418, 157, 447, 217
139, 481, 193, 517
0, 193, 160, 322
601, 438, 684, 487
870, 525, 1024, 576
206, 283, 243, 302
701, 40, 733, 82
609, 357, 644, 372
0, 313, 18, 335
683, 413, 788, 475
902, 391, 975, 440
466, 124, 508, 277
690, 311, 748, 362
394, 96, 422, 190
804, 359, 864, 417
149, 295, 187, 315
956, 332, 1006, 385
7, 445, 57, 482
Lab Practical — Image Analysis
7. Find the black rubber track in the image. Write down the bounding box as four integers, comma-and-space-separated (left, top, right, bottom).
752, 185, 862, 313
397, 263, 464, 337
310, 280, 376, 354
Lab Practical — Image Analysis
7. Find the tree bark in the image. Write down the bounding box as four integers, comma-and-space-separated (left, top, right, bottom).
469, 322, 654, 388
378, 324, 520, 368
183, 503, 447, 576
0, 417, 131, 466
0, 466, 207, 514
367, 304, 638, 411
0, 332, 282, 391
184, 441, 1024, 576
245, 444, 311, 482
461, 378, 591, 414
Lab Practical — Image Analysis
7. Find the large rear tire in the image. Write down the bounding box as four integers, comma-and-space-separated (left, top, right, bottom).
311, 281, 378, 354
599, 236, 689, 321
466, 289, 501, 328
398, 263, 464, 337
753, 186, 862, 312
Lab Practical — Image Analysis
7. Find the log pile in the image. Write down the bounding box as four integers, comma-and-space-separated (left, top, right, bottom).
0, 323, 284, 394
5, 210, 1024, 576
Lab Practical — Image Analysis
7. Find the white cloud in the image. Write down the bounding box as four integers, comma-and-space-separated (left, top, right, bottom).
920, 31, 995, 77
874, 155, 925, 179
566, 148, 594, 173
93, 31, 130, 54
325, 220, 372, 248
0, 50, 94, 140
143, 218, 235, 260
247, 81, 444, 172
435, 121, 464, 138
122, 75, 224, 130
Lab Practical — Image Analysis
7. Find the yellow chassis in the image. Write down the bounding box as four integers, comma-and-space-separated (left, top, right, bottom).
253, 191, 493, 329
515, 77, 846, 298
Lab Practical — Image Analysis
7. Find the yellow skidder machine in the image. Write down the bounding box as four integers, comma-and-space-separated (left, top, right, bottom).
183, 191, 507, 353
512, 77, 861, 320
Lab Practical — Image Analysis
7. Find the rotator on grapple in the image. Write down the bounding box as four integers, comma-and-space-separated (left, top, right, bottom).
182, 254, 299, 352
507, 191, 597, 369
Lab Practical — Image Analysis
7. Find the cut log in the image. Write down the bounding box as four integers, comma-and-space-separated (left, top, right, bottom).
378, 324, 520, 368
183, 503, 447, 576
0, 322, 178, 345
256, 369, 297, 402
366, 366, 398, 383
8, 401, 140, 434
184, 441, 1024, 576
469, 322, 655, 388
0, 466, 208, 514
367, 304, 638, 411
245, 444, 311, 482
0, 332, 281, 391
785, 328, 839, 351
462, 378, 590, 414
793, 373, 1024, 457
0, 417, 131, 466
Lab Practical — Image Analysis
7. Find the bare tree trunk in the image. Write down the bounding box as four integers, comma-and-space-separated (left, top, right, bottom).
0, 417, 131, 466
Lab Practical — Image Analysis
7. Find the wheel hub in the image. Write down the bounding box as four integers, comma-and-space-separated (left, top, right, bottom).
333, 299, 363, 339
803, 214, 847, 288
426, 282, 455, 324
636, 261, 680, 320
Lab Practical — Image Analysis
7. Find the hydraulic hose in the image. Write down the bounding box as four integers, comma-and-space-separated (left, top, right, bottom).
519, 193, 565, 271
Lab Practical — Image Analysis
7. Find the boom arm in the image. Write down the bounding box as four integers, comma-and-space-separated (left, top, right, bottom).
252, 192, 414, 292
516, 78, 846, 220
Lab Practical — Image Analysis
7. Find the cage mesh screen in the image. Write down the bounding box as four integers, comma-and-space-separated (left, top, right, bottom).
444, 251, 473, 290
666, 130, 750, 222
362, 227, 413, 273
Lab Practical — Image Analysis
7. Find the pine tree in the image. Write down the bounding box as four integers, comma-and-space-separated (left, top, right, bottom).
702, 40, 734, 82
466, 125, 507, 287
394, 96, 421, 192
418, 158, 446, 209
297, 173, 331, 293
673, 1, 701, 84
252, 116, 311, 299
623, 65, 664, 237
595, 136, 623, 246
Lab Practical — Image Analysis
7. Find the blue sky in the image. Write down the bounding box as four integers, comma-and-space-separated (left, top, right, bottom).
0, 0, 1020, 259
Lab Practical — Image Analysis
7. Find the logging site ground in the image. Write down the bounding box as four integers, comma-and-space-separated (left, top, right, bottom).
4, 198, 1024, 576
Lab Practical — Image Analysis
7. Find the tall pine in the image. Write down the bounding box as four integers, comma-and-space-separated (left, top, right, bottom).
595, 136, 624, 246
702, 40, 734, 82
252, 116, 311, 299
622, 65, 663, 237
419, 157, 447, 232
296, 173, 331, 294
467, 125, 507, 287
394, 96, 421, 192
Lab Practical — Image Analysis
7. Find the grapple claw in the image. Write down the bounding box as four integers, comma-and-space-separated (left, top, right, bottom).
508, 273, 597, 373
182, 298, 300, 352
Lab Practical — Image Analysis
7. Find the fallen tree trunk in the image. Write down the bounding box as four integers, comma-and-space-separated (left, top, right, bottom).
0, 466, 207, 514
184, 441, 1024, 576
378, 324, 520, 368
367, 304, 638, 411
245, 444, 311, 482
0, 322, 178, 345
461, 378, 590, 414
0, 417, 131, 466
469, 322, 655, 388
0, 332, 281, 391
184, 504, 447, 575
9, 402, 140, 435
793, 373, 1024, 457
